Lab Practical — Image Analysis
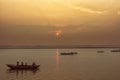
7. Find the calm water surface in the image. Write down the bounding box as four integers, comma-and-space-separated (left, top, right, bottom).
0, 48, 120, 80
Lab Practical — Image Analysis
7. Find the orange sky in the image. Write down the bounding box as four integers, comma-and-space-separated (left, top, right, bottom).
0, 0, 120, 46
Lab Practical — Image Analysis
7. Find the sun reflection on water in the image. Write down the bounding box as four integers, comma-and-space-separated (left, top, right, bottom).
55, 49, 60, 72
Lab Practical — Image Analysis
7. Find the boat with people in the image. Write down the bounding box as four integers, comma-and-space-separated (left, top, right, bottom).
60, 52, 78, 55
6, 62, 40, 70
111, 49, 120, 52
97, 51, 104, 53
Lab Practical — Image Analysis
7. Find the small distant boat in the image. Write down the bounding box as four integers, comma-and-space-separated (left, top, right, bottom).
97, 51, 104, 53
60, 52, 78, 55
6, 62, 40, 70
111, 49, 120, 52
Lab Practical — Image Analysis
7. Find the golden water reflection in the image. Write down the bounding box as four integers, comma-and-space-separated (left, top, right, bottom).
56, 49, 60, 72
7, 69, 39, 76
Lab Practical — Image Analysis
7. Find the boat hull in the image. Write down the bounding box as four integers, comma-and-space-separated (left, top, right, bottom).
111, 50, 120, 52
7, 64, 40, 70
60, 52, 78, 55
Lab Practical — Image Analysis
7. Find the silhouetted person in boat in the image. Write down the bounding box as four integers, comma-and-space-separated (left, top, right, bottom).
17, 61, 19, 66
32, 62, 36, 66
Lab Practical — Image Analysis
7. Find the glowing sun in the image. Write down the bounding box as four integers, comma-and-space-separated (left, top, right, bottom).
55, 30, 63, 36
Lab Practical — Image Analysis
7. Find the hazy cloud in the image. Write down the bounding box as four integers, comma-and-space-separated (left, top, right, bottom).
71, 6, 106, 14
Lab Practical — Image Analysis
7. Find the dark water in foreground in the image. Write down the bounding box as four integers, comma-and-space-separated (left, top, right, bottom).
0, 48, 120, 80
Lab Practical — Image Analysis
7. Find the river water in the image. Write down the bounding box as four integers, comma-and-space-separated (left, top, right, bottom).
0, 48, 120, 80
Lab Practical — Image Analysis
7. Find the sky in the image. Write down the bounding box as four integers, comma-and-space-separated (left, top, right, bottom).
0, 0, 120, 46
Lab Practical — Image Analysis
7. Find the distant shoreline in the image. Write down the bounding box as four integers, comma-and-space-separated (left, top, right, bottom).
0, 46, 120, 49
